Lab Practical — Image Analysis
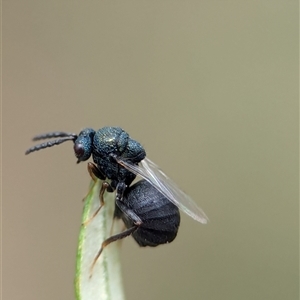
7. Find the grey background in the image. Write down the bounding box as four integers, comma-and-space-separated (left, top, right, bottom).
3, 1, 299, 300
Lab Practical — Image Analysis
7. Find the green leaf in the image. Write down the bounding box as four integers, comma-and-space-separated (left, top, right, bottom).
75, 179, 126, 300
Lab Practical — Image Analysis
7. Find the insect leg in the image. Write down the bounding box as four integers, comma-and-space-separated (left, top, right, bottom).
90, 226, 138, 277
116, 200, 143, 225
87, 162, 106, 180
115, 182, 127, 201
82, 162, 109, 202
90, 202, 143, 276
82, 180, 110, 226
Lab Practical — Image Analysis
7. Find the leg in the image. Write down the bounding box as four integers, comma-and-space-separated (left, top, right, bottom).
109, 204, 126, 236
116, 200, 143, 225
87, 162, 114, 205
92, 181, 127, 228
87, 162, 106, 180
82, 181, 110, 226
115, 181, 127, 202
89, 226, 138, 277
90, 203, 144, 277
82, 162, 107, 202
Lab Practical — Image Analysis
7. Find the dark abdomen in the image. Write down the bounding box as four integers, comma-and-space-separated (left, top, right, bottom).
122, 180, 180, 247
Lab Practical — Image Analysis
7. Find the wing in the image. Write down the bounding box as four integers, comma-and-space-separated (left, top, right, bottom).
115, 156, 209, 224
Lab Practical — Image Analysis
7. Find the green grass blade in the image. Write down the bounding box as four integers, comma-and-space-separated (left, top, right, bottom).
75, 179, 125, 300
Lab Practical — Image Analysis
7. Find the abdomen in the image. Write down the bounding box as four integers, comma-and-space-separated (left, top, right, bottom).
122, 180, 180, 247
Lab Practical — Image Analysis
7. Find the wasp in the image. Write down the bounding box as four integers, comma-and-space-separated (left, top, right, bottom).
26, 127, 208, 270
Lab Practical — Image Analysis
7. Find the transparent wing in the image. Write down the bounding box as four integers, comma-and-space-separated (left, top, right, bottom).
115, 156, 209, 224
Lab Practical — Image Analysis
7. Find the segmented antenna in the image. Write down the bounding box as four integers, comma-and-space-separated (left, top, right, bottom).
32, 131, 77, 141
25, 133, 77, 155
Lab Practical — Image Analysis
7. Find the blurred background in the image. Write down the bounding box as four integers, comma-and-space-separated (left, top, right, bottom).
3, 1, 298, 300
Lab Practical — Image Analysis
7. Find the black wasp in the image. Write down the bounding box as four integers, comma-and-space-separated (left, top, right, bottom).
26, 127, 208, 268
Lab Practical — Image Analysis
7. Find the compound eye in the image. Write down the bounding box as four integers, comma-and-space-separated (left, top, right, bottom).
74, 143, 85, 159
73, 128, 94, 162
73, 139, 92, 162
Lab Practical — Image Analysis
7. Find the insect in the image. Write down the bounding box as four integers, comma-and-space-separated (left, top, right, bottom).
26, 127, 208, 269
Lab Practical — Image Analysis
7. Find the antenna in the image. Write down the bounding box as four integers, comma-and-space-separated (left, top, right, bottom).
25, 132, 77, 155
